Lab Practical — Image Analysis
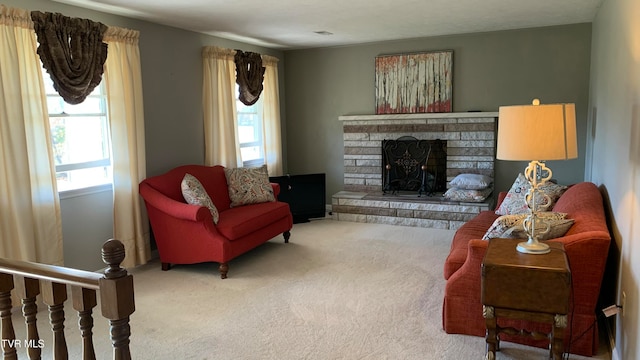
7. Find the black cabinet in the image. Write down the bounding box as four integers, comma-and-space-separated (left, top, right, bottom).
269, 173, 326, 223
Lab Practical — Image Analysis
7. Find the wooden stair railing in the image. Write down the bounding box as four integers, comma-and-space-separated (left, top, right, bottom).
0, 239, 134, 360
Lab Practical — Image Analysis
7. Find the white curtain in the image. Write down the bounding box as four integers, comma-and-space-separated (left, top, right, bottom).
0, 5, 63, 265
103, 27, 150, 268
262, 55, 283, 176
202, 46, 242, 168
202, 47, 283, 173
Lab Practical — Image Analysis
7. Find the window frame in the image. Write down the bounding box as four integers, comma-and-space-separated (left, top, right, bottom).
44, 74, 113, 195
236, 94, 265, 167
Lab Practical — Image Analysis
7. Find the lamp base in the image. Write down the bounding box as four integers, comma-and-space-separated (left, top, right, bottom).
516, 240, 551, 254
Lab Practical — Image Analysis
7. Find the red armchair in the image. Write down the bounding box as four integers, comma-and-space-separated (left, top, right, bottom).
139, 165, 293, 278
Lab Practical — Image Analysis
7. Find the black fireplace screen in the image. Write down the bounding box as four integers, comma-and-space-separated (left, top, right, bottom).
382, 137, 446, 195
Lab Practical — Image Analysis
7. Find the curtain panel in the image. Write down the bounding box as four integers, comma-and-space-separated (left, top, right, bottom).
202, 46, 242, 168
0, 5, 63, 265
261, 55, 283, 176
103, 26, 150, 268
202, 47, 283, 175
0, 6, 149, 270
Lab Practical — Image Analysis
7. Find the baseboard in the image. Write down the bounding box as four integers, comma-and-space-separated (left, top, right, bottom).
604, 317, 619, 360
612, 349, 620, 360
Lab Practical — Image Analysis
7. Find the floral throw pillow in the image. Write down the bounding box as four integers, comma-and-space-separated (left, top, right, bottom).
225, 165, 275, 208
506, 218, 575, 241
483, 212, 571, 240
494, 173, 567, 215
181, 173, 219, 224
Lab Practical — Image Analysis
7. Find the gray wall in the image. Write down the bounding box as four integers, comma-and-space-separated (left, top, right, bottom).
4, 0, 285, 270
284, 24, 592, 201
589, 0, 640, 358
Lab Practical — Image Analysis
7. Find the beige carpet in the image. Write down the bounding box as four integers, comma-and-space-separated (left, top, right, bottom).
12, 219, 610, 359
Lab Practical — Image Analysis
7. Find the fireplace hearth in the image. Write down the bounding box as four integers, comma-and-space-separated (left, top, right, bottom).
382, 137, 446, 196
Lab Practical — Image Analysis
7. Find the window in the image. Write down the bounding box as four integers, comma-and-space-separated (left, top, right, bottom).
236, 94, 264, 167
43, 73, 112, 193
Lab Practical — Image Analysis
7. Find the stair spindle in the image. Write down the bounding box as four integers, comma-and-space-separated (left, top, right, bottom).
0, 274, 16, 360
42, 281, 68, 360
72, 286, 97, 360
18, 277, 41, 360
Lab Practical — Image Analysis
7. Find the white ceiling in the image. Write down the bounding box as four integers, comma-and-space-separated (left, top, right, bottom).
53, 0, 604, 50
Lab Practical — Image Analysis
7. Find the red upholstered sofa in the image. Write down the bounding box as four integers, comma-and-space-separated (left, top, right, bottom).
139, 165, 293, 279
442, 182, 611, 356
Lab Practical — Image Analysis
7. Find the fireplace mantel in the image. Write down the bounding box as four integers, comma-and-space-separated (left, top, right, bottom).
339, 112, 498, 122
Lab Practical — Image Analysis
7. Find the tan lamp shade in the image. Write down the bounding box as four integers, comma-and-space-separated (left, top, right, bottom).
496, 100, 578, 161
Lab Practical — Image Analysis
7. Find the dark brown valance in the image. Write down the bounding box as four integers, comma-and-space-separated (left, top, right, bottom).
31, 11, 108, 105
234, 50, 265, 106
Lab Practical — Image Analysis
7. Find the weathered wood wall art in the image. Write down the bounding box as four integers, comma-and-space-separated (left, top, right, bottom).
375, 50, 452, 114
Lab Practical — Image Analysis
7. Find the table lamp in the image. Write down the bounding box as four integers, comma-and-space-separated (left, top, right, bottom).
496, 99, 578, 254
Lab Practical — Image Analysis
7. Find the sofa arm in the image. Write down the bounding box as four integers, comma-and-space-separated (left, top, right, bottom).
140, 182, 211, 222
443, 238, 490, 335
444, 239, 489, 312
495, 191, 507, 210
466, 239, 490, 271
270, 183, 281, 198
550, 231, 611, 309
446, 239, 489, 287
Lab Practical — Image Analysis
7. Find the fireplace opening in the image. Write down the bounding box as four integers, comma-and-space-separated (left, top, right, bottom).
382, 137, 447, 196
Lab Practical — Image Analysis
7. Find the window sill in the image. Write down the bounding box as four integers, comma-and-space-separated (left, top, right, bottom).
243, 159, 265, 168
59, 183, 112, 200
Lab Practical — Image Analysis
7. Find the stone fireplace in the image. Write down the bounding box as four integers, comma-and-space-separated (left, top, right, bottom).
332, 112, 498, 230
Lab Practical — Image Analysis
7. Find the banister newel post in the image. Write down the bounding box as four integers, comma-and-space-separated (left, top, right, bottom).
99, 239, 134, 360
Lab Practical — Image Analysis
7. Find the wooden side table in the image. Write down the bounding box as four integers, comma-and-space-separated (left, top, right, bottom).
481, 238, 571, 360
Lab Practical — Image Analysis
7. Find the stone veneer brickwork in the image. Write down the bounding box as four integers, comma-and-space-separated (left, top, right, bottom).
333, 112, 498, 230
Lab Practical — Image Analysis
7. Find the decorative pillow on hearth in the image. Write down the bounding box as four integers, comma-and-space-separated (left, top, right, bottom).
449, 173, 493, 190
181, 173, 219, 224
494, 173, 567, 215
443, 187, 493, 202
225, 165, 275, 208
482, 212, 572, 240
